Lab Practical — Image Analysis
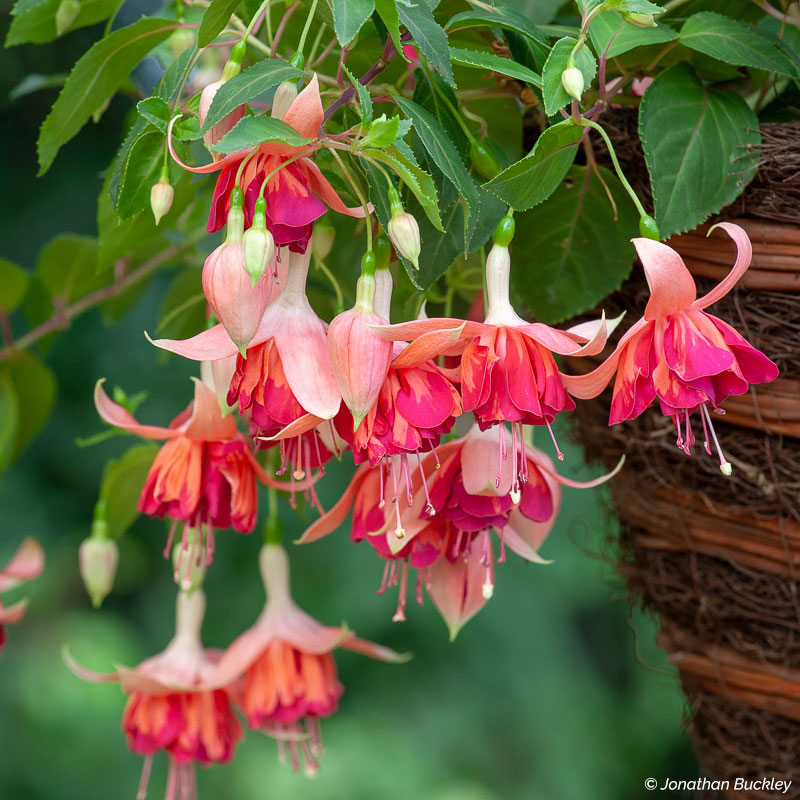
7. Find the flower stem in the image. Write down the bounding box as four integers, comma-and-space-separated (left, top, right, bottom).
297, 0, 319, 55
326, 146, 373, 250
578, 117, 649, 220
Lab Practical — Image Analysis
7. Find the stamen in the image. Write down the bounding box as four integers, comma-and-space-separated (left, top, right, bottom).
165, 759, 178, 800
312, 431, 325, 476
378, 561, 391, 595
401, 454, 413, 506
392, 560, 409, 622
277, 440, 288, 475
392, 459, 405, 538
163, 519, 178, 559
416, 451, 435, 516
699, 406, 713, 455
544, 419, 564, 461
498, 527, 507, 564
378, 461, 386, 509
136, 755, 153, 800
430, 444, 441, 469
205, 526, 215, 567
674, 415, 684, 449
307, 717, 324, 757
415, 570, 424, 605
388, 561, 399, 588
293, 434, 305, 480
702, 404, 733, 476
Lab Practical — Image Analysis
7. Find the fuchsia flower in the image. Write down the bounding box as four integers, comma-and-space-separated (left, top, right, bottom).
169, 75, 367, 252
150, 247, 341, 499
210, 544, 403, 774
0, 538, 44, 655
333, 267, 463, 470
563, 223, 779, 474
300, 425, 622, 637
67, 589, 242, 800
94, 377, 283, 569
371, 221, 612, 465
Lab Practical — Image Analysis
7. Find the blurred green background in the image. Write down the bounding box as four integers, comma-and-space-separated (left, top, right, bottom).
0, 4, 698, 798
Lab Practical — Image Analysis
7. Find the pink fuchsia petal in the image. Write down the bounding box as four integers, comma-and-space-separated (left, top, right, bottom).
94, 379, 177, 440
340, 633, 410, 663
662, 312, 733, 382
167, 115, 254, 174
300, 159, 371, 218
0, 538, 44, 592
693, 222, 753, 310
503, 519, 553, 564
281, 74, 324, 138
428, 535, 493, 640
536, 452, 626, 490
390, 324, 467, 369
147, 324, 240, 362
296, 465, 371, 543
258, 412, 326, 441
520, 313, 609, 357
708, 315, 779, 385
633, 237, 697, 320
560, 317, 649, 400
461, 425, 513, 497
183, 378, 239, 442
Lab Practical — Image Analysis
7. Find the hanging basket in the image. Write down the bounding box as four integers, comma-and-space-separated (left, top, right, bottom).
568, 116, 800, 800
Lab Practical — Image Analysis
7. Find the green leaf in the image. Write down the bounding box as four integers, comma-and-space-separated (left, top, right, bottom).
0, 372, 19, 473
398, 3, 455, 87
0, 259, 29, 313
505, 30, 548, 75
8, 73, 68, 101
6, 0, 120, 47
359, 115, 403, 148
137, 97, 172, 132
511, 165, 638, 324
211, 115, 314, 152
639, 62, 760, 239
100, 443, 159, 539
375, 0, 403, 55
157, 268, 206, 341
588, 12, 677, 59
680, 12, 796, 78
446, 7, 548, 46
198, 0, 241, 47
37, 235, 104, 303
37, 17, 177, 175
201, 60, 305, 133
332, 0, 375, 45
541, 37, 597, 116
393, 95, 478, 246
343, 65, 373, 124
116, 130, 167, 221
449, 46, 542, 88
363, 143, 443, 231
604, 0, 664, 13
484, 120, 581, 210
5, 352, 56, 461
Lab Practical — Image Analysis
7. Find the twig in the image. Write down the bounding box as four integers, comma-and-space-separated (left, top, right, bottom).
0, 246, 182, 362
270, 2, 300, 58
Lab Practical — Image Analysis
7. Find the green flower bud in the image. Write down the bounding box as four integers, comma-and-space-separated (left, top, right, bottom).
150, 179, 174, 226
387, 212, 421, 270
79, 533, 118, 609
622, 12, 657, 27
470, 140, 502, 181
494, 214, 515, 248
561, 66, 584, 101
638, 214, 660, 240
55, 0, 80, 37
242, 197, 274, 286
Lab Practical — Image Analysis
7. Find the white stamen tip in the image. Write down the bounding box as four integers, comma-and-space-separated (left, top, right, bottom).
510, 488, 521, 505
293, 469, 306, 480
395, 527, 405, 539
482, 582, 494, 600
720, 462, 732, 477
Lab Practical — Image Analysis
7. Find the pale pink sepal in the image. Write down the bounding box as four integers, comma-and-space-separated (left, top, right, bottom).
634, 237, 697, 321
0, 537, 45, 592
167, 115, 254, 174
694, 222, 752, 309
390, 323, 466, 369
282, 74, 324, 139
94, 379, 177, 440
0, 599, 29, 625
183, 378, 240, 441
428, 535, 493, 642
259, 413, 326, 442
302, 160, 371, 218
147, 324, 239, 362
520, 312, 608, 357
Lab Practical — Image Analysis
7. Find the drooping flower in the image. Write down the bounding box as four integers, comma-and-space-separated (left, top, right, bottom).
563, 223, 779, 474
327, 256, 394, 429
0, 538, 44, 655
209, 544, 403, 775
370, 216, 613, 466
66, 589, 242, 800
333, 266, 462, 471
150, 247, 341, 501
299, 425, 622, 637
94, 377, 282, 572
169, 75, 367, 252
202, 187, 272, 354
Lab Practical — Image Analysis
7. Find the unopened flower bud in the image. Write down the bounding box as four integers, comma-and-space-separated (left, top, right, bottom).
470, 140, 502, 181
272, 81, 299, 120
561, 66, 584, 101
55, 0, 80, 37
150, 178, 174, 226
312, 221, 335, 261
386, 186, 420, 269
638, 214, 660, 241
169, 28, 195, 57
242, 197, 274, 286
622, 12, 657, 27
172, 528, 207, 593
79, 517, 118, 610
